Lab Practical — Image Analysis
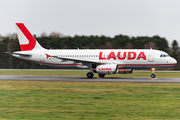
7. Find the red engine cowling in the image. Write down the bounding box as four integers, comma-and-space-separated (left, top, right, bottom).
118, 69, 134, 74
96, 64, 118, 74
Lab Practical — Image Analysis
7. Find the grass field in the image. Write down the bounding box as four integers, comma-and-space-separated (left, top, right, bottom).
0, 69, 180, 78
0, 70, 180, 119
0, 81, 180, 120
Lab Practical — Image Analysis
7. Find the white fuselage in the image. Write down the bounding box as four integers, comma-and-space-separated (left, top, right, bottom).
13, 23, 177, 78
13, 49, 177, 69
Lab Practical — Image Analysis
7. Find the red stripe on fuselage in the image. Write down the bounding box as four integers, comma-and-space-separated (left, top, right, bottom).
16, 23, 36, 51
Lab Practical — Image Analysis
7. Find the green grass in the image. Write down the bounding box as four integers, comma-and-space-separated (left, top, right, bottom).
0, 69, 180, 78
0, 70, 179, 119
0, 81, 180, 119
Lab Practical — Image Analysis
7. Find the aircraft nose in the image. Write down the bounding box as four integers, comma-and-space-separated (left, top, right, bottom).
171, 58, 177, 65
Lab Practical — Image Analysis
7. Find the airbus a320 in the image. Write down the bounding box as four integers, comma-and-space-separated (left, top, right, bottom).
11, 23, 177, 78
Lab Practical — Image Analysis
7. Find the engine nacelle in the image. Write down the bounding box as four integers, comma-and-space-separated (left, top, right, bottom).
95, 64, 118, 74
118, 69, 134, 74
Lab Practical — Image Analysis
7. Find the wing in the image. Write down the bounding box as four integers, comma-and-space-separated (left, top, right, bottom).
50, 55, 111, 65
51, 55, 126, 69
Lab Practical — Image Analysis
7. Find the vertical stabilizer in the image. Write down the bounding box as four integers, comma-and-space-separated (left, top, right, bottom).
16, 23, 44, 51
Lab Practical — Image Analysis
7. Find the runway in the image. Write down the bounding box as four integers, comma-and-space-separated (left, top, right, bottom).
0, 75, 180, 83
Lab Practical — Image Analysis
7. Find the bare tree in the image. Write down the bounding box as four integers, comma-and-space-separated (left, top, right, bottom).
124, 42, 134, 49
41, 32, 47, 37
6, 33, 17, 39
143, 41, 158, 49
50, 32, 64, 38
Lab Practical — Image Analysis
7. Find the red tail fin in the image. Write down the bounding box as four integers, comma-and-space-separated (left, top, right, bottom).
16, 23, 43, 51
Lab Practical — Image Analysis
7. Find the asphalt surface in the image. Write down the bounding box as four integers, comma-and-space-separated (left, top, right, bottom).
0, 75, 180, 83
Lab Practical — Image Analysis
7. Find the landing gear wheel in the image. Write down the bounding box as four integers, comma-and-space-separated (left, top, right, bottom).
98, 74, 105, 78
151, 68, 156, 78
151, 74, 156, 78
87, 72, 94, 78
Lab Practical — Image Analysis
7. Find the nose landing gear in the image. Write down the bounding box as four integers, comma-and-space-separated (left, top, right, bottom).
151, 73, 156, 78
151, 68, 156, 78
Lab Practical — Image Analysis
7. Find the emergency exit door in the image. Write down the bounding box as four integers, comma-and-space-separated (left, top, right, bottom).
148, 51, 154, 62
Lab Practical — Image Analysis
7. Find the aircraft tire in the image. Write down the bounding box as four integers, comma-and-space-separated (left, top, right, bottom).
151, 74, 156, 78
87, 72, 94, 78
98, 73, 105, 77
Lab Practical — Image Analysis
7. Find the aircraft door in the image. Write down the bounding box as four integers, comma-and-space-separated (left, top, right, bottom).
148, 51, 154, 62
40, 51, 45, 62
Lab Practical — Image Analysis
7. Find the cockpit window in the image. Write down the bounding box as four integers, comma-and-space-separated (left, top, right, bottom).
160, 54, 170, 57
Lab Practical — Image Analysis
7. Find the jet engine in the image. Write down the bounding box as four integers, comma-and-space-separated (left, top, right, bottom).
95, 64, 118, 74
117, 69, 134, 74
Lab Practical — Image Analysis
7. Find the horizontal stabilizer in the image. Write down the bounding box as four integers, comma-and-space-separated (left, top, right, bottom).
12, 52, 32, 57
13, 53, 31, 57
5, 52, 31, 57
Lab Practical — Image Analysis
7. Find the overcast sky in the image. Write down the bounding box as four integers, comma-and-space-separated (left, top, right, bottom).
1, 0, 180, 46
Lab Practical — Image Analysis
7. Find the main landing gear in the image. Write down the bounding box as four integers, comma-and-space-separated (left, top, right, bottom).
98, 73, 105, 78
151, 68, 156, 78
86, 72, 105, 78
87, 72, 94, 78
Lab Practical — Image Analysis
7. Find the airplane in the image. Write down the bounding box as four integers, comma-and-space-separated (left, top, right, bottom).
11, 23, 177, 78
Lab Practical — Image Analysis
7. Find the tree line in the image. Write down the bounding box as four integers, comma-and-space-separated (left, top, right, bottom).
1, 33, 180, 69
